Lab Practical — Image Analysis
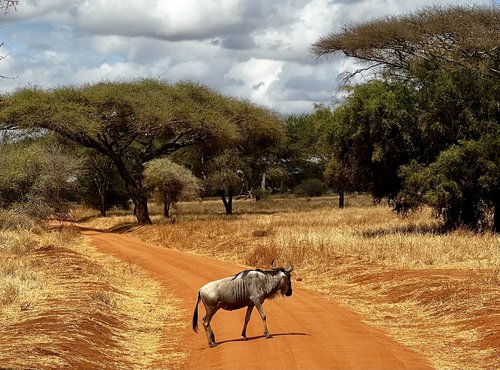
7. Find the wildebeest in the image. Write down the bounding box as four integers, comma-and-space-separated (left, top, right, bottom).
192, 266, 293, 347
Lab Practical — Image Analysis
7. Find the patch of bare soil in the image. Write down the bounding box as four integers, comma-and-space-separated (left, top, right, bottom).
0, 228, 184, 369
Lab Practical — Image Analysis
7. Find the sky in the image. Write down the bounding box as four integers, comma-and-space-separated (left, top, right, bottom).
0, 0, 495, 114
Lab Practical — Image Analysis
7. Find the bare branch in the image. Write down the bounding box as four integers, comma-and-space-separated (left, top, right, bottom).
1, 0, 18, 15
141, 128, 203, 163
1, 2, 19, 78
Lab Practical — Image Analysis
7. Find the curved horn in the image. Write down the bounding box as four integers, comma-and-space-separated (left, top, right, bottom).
285, 264, 294, 273
270, 258, 276, 268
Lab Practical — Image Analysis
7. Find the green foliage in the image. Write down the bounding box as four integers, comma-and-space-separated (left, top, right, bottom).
77, 151, 129, 214
319, 81, 416, 198
397, 138, 500, 230
293, 178, 324, 198
281, 113, 325, 187
0, 136, 81, 218
313, 5, 500, 80
144, 158, 201, 201
414, 70, 500, 162
323, 157, 354, 191
144, 158, 201, 217
313, 6, 500, 230
285, 113, 320, 159
0, 79, 284, 224
204, 149, 246, 194
321, 74, 499, 229
203, 100, 285, 197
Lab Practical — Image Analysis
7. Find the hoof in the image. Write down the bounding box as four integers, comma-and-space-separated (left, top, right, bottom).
209, 343, 217, 348
243, 337, 248, 341
266, 334, 273, 339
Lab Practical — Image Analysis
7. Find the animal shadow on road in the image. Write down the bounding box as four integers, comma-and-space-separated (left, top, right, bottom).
216, 332, 309, 346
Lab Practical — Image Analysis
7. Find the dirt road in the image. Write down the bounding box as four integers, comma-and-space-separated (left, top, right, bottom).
84, 229, 431, 370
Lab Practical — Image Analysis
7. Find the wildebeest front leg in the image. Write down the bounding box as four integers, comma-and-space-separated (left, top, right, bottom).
202, 306, 219, 347
253, 301, 272, 339
241, 305, 254, 340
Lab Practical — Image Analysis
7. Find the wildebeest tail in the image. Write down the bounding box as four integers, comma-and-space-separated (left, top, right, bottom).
192, 291, 201, 333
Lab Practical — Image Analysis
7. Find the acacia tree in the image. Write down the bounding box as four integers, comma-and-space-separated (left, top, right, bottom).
205, 149, 248, 215
313, 5, 500, 231
143, 158, 201, 218
0, 80, 283, 224
180, 100, 285, 214
313, 5, 500, 80
78, 151, 129, 217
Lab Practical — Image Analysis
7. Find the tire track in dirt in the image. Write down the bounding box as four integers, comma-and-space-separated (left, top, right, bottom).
84, 229, 432, 369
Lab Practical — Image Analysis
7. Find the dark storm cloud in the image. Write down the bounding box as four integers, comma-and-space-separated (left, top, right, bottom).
285, 75, 334, 92
220, 34, 256, 50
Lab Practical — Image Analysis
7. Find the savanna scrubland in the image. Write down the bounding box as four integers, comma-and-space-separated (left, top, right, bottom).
0, 4, 499, 370
79, 195, 499, 370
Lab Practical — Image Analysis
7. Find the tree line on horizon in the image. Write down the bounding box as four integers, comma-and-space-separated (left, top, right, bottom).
0, 5, 498, 232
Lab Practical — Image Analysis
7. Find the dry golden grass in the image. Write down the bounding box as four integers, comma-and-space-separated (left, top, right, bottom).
78, 195, 499, 369
0, 212, 186, 369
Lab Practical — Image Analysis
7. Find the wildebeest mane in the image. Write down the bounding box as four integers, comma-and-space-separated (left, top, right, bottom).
231, 268, 286, 280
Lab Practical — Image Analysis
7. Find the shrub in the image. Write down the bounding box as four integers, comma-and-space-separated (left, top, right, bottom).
0, 210, 39, 232
293, 178, 324, 197
255, 188, 270, 201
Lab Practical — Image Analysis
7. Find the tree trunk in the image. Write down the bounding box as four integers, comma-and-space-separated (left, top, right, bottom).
91, 155, 113, 218
163, 194, 170, 218
110, 155, 151, 224
131, 193, 152, 225
261, 172, 267, 190
227, 188, 233, 214
100, 193, 107, 217
220, 190, 233, 215
338, 188, 345, 209
493, 201, 500, 233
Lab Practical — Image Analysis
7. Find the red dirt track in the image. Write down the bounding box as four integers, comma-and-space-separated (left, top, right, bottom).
85, 229, 432, 370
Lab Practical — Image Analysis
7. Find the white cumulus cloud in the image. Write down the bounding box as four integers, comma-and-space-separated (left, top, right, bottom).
0, 0, 494, 113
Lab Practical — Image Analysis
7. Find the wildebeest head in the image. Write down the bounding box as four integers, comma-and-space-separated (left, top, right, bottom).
275, 266, 293, 297
269, 259, 293, 297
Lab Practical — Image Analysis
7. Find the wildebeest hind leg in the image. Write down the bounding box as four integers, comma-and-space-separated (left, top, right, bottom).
202, 306, 219, 347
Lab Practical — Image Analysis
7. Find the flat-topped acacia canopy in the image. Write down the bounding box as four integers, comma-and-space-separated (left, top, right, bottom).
312, 5, 500, 80
0, 79, 285, 224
